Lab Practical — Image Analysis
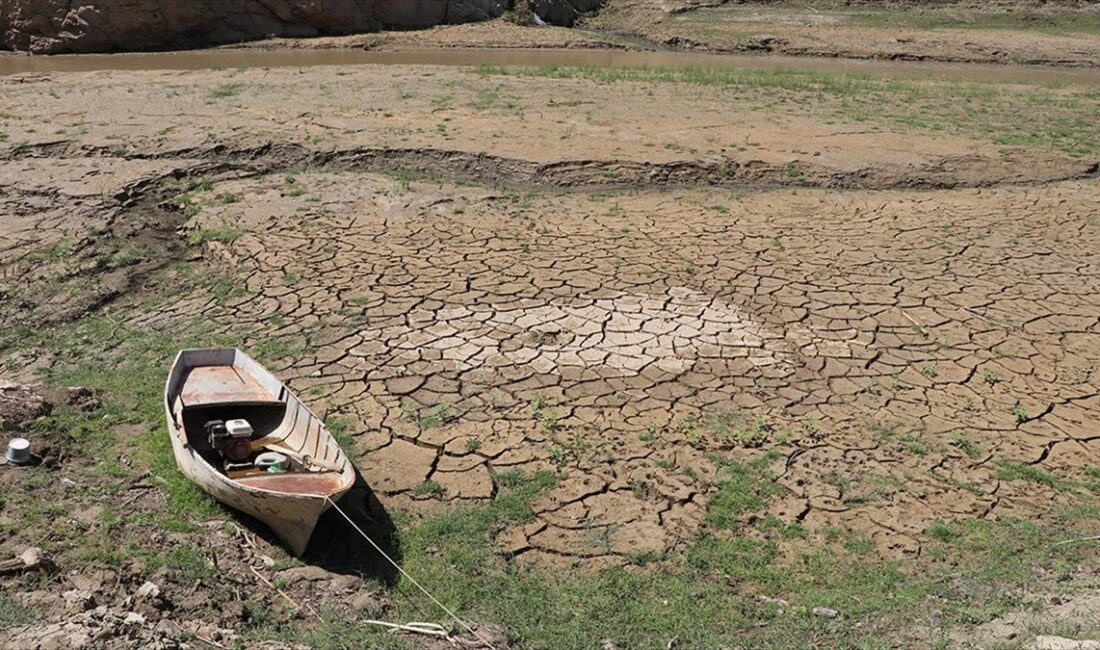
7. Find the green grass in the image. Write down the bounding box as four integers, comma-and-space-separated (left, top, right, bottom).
411, 402, 457, 430
997, 460, 1064, 489
324, 414, 357, 454
251, 335, 305, 363
0, 595, 31, 631
926, 520, 962, 543
475, 64, 1100, 157
173, 180, 214, 217
675, 407, 776, 447
0, 311, 246, 594
208, 83, 243, 99
35, 323, 228, 516
950, 434, 982, 458
24, 239, 73, 263
412, 479, 444, 496
188, 226, 241, 246
237, 465, 1100, 649
705, 456, 786, 529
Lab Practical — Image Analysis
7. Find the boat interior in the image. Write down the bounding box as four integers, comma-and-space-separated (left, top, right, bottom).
168, 351, 351, 496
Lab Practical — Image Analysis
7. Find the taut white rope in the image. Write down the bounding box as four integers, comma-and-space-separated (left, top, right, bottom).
324, 496, 499, 650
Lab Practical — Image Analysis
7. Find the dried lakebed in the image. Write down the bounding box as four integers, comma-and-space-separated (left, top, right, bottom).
1, 60, 1100, 647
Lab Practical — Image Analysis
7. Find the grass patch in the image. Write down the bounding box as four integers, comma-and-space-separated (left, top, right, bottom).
324, 413, 356, 453
412, 479, 444, 496
997, 460, 1063, 488
24, 239, 73, 263
29, 313, 236, 517
674, 407, 775, 448
188, 227, 241, 246
251, 335, 304, 363
241, 467, 1100, 648
208, 83, 243, 99
409, 402, 456, 430
671, 4, 1100, 36
705, 456, 786, 529
950, 433, 982, 458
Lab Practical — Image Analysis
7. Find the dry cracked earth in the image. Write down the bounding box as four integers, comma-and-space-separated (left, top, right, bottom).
2, 63, 1100, 573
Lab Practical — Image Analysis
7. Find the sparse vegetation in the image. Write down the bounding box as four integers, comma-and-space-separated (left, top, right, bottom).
412, 479, 444, 496
411, 402, 456, 430
950, 434, 982, 458
188, 227, 241, 246
705, 455, 786, 529
1012, 401, 1029, 424
208, 83, 242, 99
476, 64, 1100, 156
997, 460, 1062, 488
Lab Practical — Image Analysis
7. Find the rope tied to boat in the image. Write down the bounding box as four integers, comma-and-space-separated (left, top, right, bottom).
324, 496, 499, 650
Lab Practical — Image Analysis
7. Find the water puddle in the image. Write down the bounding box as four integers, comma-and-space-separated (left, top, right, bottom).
1, 46, 1097, 85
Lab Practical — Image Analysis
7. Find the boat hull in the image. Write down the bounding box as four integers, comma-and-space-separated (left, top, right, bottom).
168, 436, 349, 555
164, 349, 356, 556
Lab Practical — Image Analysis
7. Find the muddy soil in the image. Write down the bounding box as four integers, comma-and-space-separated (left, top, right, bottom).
1, 60, 1099, 647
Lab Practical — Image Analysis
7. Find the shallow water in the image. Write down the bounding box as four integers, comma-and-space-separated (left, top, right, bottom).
1, 46, 1098, 85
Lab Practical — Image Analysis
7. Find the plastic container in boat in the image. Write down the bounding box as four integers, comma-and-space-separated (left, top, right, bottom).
255, 451, 289, 471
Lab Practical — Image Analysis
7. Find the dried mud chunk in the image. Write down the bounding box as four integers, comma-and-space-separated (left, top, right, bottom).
434, 465, 493, 499
0, 382, 51, 431
529, 525, 612, 558
608, 518, 667, 556
359, 439, 436, 493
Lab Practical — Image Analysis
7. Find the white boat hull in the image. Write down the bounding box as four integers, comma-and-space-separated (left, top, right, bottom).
164, 349, 356, 556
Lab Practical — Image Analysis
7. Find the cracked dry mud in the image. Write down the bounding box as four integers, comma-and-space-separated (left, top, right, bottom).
173, 173, 1100, 566
2, 64, 1099, 569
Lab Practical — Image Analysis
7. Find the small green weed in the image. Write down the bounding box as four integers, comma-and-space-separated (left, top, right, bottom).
997, 460, 1061, 488
188, 227, 241, 246
413, 480, 444, 496
209, 84, 242, 99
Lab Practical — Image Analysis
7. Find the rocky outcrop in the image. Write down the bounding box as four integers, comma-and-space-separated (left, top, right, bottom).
528, 0, 605, 26
0, 0, 602, 54
1, 0, 383, 53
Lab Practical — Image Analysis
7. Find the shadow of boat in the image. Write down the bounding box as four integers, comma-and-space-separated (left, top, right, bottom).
231, 468, 401, 586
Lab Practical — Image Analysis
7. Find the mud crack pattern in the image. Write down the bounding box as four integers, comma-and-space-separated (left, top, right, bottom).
3, 138, 1099, 566
86, 169, 1095, 567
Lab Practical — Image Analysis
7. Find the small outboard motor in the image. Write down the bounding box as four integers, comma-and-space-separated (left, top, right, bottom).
205, 419, 253, 462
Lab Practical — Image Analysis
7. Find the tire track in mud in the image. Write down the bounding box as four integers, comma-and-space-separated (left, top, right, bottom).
5, 141, 1099, 192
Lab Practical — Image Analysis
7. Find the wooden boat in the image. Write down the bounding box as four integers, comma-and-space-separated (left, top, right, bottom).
164, 348, 355, 556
